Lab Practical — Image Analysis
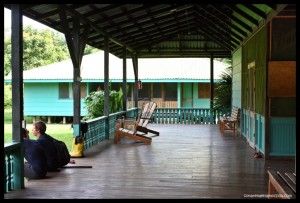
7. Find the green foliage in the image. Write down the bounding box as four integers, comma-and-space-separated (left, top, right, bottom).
83, 88, 123, 120
4, 25, 70, 75
4, 25, 99, 76
84, 44, 98, 55
4, 37, 11, 75
213, 65, 232, 113
84, 90, 105, 119
4, 109, 12, 124
4, 84, 12, 108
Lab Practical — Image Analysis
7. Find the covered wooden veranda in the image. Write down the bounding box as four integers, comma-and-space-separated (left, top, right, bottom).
5, 124, 294, 199
4, 4, 295, 199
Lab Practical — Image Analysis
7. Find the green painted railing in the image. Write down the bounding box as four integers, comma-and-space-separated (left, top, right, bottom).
82, 108, 138, 149
152, 108, 228, 124
4, 142, 24, 193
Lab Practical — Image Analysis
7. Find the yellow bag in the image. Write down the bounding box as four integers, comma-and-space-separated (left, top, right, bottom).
70, 137, 84, 158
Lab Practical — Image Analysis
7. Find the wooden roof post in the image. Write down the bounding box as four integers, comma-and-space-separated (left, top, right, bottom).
11, 4, 25, 190
210, 53, 215, 124
132, 54, 139, 108
104, 35, 110, 139
59, 7, 87, 137
122, 46, 127, 112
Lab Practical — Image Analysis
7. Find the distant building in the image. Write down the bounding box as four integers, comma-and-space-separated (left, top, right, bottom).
5, 51, 228, 122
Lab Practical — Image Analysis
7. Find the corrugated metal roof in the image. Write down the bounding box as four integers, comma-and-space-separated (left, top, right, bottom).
4, 4, 286, 58
5, 51, 229, 81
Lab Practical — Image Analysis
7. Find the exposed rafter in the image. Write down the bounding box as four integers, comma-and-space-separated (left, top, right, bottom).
5, 3, 284, 58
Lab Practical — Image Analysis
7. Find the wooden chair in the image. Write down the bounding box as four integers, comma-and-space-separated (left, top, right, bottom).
219, 106, 240, 135
114, 101, 158, 144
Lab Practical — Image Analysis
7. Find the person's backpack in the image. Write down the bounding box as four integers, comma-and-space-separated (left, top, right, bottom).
52, 139, 70, 168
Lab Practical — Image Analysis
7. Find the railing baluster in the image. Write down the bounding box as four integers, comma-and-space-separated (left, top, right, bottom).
177, 109, 179, 124
6, 155, 11, 192
188, 109, 191, 124
172, 109, 175, 124
163, 109, 165, 124
196, 109, 200, 124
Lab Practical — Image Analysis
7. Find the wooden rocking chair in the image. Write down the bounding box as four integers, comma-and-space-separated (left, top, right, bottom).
114, 101, 158, 144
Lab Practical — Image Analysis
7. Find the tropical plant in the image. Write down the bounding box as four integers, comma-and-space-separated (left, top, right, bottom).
213, 65, 232, 114
83, 87, 123, 120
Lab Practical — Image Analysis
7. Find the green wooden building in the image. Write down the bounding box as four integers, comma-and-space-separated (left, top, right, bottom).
5, 51, 228, 121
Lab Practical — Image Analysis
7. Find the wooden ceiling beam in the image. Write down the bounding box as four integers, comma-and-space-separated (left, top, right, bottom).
194, 9, 240, 46
225, 4, 259, 26
194, 18, 235, 50
197, 5, 245, 40
61, 5, 135, 53
209, 5, 253, 33
106, 6, 195, 37
241, 4, 267, 19
204, 5, 248, 37
116, 15, 195, 44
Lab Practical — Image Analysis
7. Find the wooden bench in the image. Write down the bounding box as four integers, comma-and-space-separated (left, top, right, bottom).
219, 107, 240, 135
267, 170, 296, 199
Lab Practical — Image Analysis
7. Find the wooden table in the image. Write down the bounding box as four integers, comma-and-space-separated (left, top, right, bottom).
267, 170, 296, 199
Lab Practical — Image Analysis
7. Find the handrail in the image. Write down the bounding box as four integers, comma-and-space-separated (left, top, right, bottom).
152, 108, 229, 124
82, 108, 138, 149
4, 142, 21, 152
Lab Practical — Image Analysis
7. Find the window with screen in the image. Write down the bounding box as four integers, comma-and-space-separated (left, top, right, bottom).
152, 83, 161, 98
111, 83, 121, 91
138, 83, 150, 100
165, 83, 177, 101
81, 83, 87, 98
127, 84, 132, 101
88, 83, 103, 93
198, 83, 210, 98
59, 83, 70, 99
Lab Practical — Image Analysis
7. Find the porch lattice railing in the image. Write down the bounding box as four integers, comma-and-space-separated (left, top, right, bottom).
152, 108, 228, 124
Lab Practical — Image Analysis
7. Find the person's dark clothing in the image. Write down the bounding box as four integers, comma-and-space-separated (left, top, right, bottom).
37, 133, 59, 171
23, 139, 47, 179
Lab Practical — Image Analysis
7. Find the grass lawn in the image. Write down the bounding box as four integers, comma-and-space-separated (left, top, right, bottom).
4, 109, 74, 151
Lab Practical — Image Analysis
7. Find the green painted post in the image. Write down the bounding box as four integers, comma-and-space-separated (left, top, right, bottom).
177, 83, 181, 108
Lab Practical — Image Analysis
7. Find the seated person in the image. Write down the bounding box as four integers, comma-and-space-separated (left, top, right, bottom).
31, 121, 59, 171
22, 128, 47, 179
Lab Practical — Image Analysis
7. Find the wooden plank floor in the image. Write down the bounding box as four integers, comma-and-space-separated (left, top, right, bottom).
4, 124, 295, 199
